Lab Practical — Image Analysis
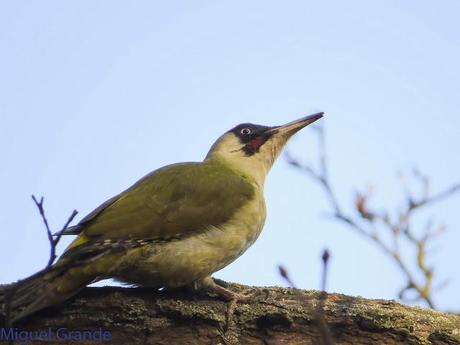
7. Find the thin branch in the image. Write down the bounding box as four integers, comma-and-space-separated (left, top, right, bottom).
409, 182, 460, 212
4, 197, 77, 328
278, 265, 296, 288
278, 250, 335, 345
316, 249, 335, 345
54, 209, 79, 258
31, 195, 78, 268
286, 124, 460, 309
31, 196, 52, 245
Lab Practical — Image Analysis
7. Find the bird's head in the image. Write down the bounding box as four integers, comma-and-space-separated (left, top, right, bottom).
205, 112, 323, 186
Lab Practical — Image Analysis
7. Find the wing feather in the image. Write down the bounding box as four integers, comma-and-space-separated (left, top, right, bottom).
65, 162, 254, 248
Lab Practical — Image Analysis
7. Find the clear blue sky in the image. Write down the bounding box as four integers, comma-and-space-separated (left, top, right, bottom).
1, 1, 459, 311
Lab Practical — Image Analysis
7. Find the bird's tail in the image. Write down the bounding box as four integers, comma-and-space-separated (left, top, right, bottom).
0, 237, 146, 325
0, 260, 94, 325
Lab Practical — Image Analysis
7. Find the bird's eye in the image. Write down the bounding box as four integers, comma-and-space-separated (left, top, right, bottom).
240, 128, 252, 135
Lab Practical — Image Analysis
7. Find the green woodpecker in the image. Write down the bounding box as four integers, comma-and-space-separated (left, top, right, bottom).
5, 112, 323, 322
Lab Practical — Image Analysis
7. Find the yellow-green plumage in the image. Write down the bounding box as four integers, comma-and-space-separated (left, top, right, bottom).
63, 159, 263, 288
5, 113, 323, 323
69, 161, 255, 243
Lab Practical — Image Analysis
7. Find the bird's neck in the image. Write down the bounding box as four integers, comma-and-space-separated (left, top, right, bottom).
204, 154, 269, 190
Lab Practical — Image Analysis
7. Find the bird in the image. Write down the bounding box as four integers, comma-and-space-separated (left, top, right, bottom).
3, 112, 323, 324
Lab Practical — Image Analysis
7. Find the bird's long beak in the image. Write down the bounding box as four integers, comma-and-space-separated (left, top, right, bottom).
267, 112, 324, 137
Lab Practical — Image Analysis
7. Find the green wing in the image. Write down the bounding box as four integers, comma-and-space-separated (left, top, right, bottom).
66, 161, 255, 245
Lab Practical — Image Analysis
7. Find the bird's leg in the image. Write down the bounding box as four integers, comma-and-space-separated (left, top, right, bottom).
194, 276, 255, 331
195, 276, 253, 300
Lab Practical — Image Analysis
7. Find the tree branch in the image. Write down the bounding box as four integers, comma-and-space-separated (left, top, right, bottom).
2, 285, 458, 345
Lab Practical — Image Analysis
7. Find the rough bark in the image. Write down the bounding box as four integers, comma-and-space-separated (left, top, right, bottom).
2, 282, 459, 345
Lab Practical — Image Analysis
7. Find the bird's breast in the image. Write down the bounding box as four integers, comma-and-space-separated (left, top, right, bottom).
204, 189, 267, 261
116, 188, 266, 288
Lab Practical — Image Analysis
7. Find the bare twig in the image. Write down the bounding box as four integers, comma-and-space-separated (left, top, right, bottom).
4, 195, 78, 327
316, 249, 335, 345
286, 124, 460, 309
320, 249, 330, 293
278, 250, 335, 345
31, 195, 78, 268
278, 265, 296, 288
3, 197, 77, 328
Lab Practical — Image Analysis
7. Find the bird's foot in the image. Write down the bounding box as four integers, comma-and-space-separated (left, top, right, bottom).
194, 277, 256, 331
